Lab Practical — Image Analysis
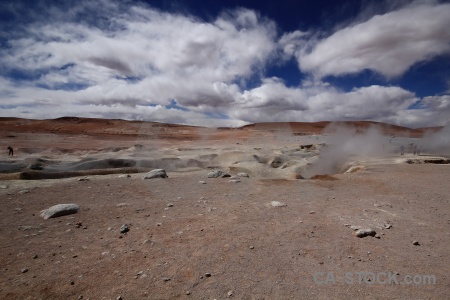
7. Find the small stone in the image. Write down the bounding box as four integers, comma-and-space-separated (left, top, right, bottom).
77, 296, 83, 300
249, 246, 254, 249
21, 268, 28, 273
270, 201, 286, 207
227, 290, 234, 297
117, 296, 123, 300
40, 203, 80, 219
143, 169, 168, 179
33, 254, 38, 259
162, 277, 171, 282
413, 241, 420, 246
166, 203, 174, 207
237, 172, 249, 177
229, 179, 240, 183
156, 223, 162, 226
186, 291, 191, 295
78, 178, 90, 181
355, 228, 376, 238
120, 224, 129, 234
18, 189, 30, 195
309, 211, 315, 214
199, 181, 206, 184
70, 280, 75, 285
207, 170, 231, 178
18, 225, 34, 231
205, 272, 212, 277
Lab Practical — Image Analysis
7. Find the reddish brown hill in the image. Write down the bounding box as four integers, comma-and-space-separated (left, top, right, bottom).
242, 121, 442, 137
0, 117, 442, 138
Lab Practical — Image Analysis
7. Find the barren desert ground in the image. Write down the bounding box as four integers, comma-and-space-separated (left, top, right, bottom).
0, 117, 449, 300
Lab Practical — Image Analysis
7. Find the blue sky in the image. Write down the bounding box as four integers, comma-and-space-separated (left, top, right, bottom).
0, 0, 449, 127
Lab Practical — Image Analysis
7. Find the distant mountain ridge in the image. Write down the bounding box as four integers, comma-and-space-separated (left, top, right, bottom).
0, 117, 442, 138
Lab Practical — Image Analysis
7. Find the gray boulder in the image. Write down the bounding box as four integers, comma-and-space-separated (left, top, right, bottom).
207, 170, 231, 178
143, 169, 168, 179
40, 204, 80, 219
355, 228, 376, 238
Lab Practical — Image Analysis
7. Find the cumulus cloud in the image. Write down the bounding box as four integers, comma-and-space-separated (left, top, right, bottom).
294, 1, 450, 78
0, 1, 277, 110
229, 82, 425, 125
0, 0, 448, 128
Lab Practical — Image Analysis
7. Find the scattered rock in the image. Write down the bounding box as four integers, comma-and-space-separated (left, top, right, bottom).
143, 169, 168, 179
413, 240, 420, 246
18, 225, 34, 231
21, 268, 28, 273
120, 224, 129, 234
199, 181, 206, 184
166, 203, 174, 207
355, 228, 377, 238
229, 179, 240, 183
237, 172, 249, 178
162, 277, 171, 282
116, 203, 129, 207
269, 156, 284, 168
40, 204, 80, 219
207, 170, 231, 178
205, 272, 212, 277
382, 223, 392, 229
249, 246, 254, 249
271, 201, 287, 207
0, 185, 8, 189
18, 189, 30, 195
227, 290, 234, 297
186, 291, 191, 295
33, 254, 38, 259
78, 177, 90, 181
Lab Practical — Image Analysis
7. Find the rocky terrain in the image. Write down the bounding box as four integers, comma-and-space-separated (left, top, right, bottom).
0, 117, 449, 299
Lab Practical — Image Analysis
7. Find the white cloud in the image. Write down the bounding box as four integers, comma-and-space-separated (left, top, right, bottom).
229, 83, 425, 125
0, 1, 448, 128
295, 2, 450, 78
1, 3, 277, 110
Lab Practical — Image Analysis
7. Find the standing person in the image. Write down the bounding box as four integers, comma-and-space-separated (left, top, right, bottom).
7, 146, 13, 156
400, 145, 405, 155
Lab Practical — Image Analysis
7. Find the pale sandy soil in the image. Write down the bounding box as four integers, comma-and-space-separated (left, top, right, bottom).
0, 118, 449, 299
